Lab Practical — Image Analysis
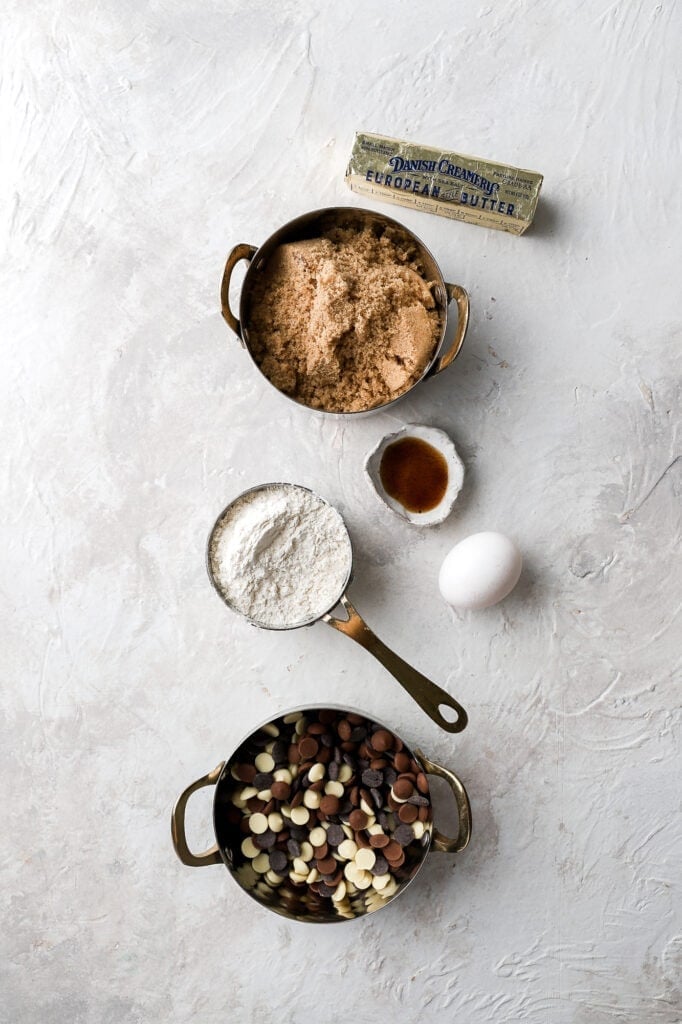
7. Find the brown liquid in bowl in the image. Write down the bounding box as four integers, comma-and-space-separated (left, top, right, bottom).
379, 437, 448, 514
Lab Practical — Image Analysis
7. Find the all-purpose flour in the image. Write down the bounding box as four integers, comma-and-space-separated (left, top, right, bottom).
209, 484, 352, 628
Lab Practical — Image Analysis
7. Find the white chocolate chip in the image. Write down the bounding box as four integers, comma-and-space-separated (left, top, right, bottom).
254, 752, 275, 773
382, 878, 399, 898
354, 869, 372, 890
280, 804, 292, 819
338, 764, 353, 783
283, 712, 302, 724
257, 789, 272, 801
359, 798, 374, 816
240, 786, 258, 800
367, 823, 383, 835
337, 839, 358, 861
324, 780, 344, 798
306, 867, 319, 884
308, 763, 326, 783
294, 717, 307, 736
343, 861, 359, 883
252, 853, 270, 874
299, 841, 314, 862
265, 870, 284, 886
354, 848, 376, 871
240, 837, 259, 859
293, 857, 309, 875
290, 806, 310, 826
412, 820, 425, 839
274, 768, 292, 783
249, 812, 268, 835
303, 789, 321, 809
268, 812, 284, 832
390, 786, 408, 803
331, 881, 347, 902
371, 873, 391, 890
261, 722, 279, 737
309, 827, 327, 847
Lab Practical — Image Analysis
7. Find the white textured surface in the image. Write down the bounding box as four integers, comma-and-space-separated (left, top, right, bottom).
2, 2, 680, 1021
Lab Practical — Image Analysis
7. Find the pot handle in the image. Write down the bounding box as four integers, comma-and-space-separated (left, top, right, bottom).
429, 283, 470, 376
415, 749, 472, 853
220, 244, 257, 341
171, 762, 226, 867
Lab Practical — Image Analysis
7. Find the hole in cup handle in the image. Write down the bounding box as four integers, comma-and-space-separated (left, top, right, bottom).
171, 762, 225, 867
429, 283, 470, 376
415, 749, 472, 854
220, 244, 257, 342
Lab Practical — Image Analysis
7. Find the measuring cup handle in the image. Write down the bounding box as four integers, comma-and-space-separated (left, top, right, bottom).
323, 596, 467, 733
171, 762, 225, 867
220, 244, 257, 340
428, 283, 470, 376
414, 749, 472, 853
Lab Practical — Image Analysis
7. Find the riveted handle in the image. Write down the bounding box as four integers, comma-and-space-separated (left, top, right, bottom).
414, 749, 472, 853
220, 244, 257, 341
323, 594, 468, 733
171, 762, 225, 867
429, 283, 470, 376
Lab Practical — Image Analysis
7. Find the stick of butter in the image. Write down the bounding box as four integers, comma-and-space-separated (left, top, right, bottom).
345, 131, 543, 236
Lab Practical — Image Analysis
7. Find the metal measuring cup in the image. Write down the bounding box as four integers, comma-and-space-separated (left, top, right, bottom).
206, 483, 467, 733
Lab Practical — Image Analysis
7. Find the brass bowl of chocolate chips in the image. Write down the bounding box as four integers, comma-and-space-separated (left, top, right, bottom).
220, 207, 470, 415
171, 706, 471, 923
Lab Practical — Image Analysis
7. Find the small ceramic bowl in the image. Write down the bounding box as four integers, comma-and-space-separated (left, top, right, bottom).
364, 424, 464, 526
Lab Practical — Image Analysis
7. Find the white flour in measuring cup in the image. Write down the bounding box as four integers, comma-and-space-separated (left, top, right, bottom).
209, 484, 352, 628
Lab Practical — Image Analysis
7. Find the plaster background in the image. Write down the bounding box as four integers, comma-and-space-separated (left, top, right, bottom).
1, 1, 680, 1021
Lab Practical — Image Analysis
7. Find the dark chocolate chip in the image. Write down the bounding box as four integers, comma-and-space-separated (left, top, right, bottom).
371, 855, 389, 876
407, 793, 430, 806
370, 788, 383, 810
317, 882, 336, 897
350, 726, 367, 742
253, 829, 276, 850
326, 824, 345, 846
269, 850, 287, 874
287, 839, 301, 858
328, 761, 339, 781
393, 823, 415, 847
254, 772, 274, 790
361, 769, 383, 789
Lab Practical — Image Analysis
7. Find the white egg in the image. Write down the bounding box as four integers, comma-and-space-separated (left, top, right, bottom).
439, 532, 522, 610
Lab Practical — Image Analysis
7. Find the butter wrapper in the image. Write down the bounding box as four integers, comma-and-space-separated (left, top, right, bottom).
345, 132, 543, 235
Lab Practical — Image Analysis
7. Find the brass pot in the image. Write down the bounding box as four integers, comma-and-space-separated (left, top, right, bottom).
171, 704, 471, 924
220, 206, 470, 415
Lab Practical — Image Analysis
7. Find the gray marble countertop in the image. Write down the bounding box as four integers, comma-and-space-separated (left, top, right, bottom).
3, 2, 680, 1021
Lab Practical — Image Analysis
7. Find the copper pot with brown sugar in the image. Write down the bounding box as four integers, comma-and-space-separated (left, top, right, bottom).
220, 207, 469, 415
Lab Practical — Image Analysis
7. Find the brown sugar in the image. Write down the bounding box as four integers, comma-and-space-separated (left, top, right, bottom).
246, 225, 442, 412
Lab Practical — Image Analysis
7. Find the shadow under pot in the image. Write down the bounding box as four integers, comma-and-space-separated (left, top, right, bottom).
171, 705, 471, 923
220, 206, 470, 415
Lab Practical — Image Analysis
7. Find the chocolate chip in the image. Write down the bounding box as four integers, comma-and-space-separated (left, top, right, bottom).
398, 803, 418, 823
416, 772, 429, 794
349, 809, 368, 830
393, 823, 415, 847
337, 719, 352, 741
370, 788, 383, 810
269, 850, 287, 874
369, 832, 389, 848
253, 829, 276, 850
316, 856, 336, 875
298, 737, 319, 760
407, 792, 429, 806
384, 768, 397, 786
317, 882, 336, 897
372, 855, 389, 875
271, 781, 291, 801
328, 761, 339, 781
320, 795, 340, 815
326, 824, 345, 846
372, 729, 394, 752
393, 777, 414, 800
271, 741, 288, 765
287, 839, 301, 858
394, 752, 411, 773
319, 732, 334, 747
350, 726, 367, 742
361, 769, 383, 788
253, 772, 274, 790
234, 763, 257, 783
